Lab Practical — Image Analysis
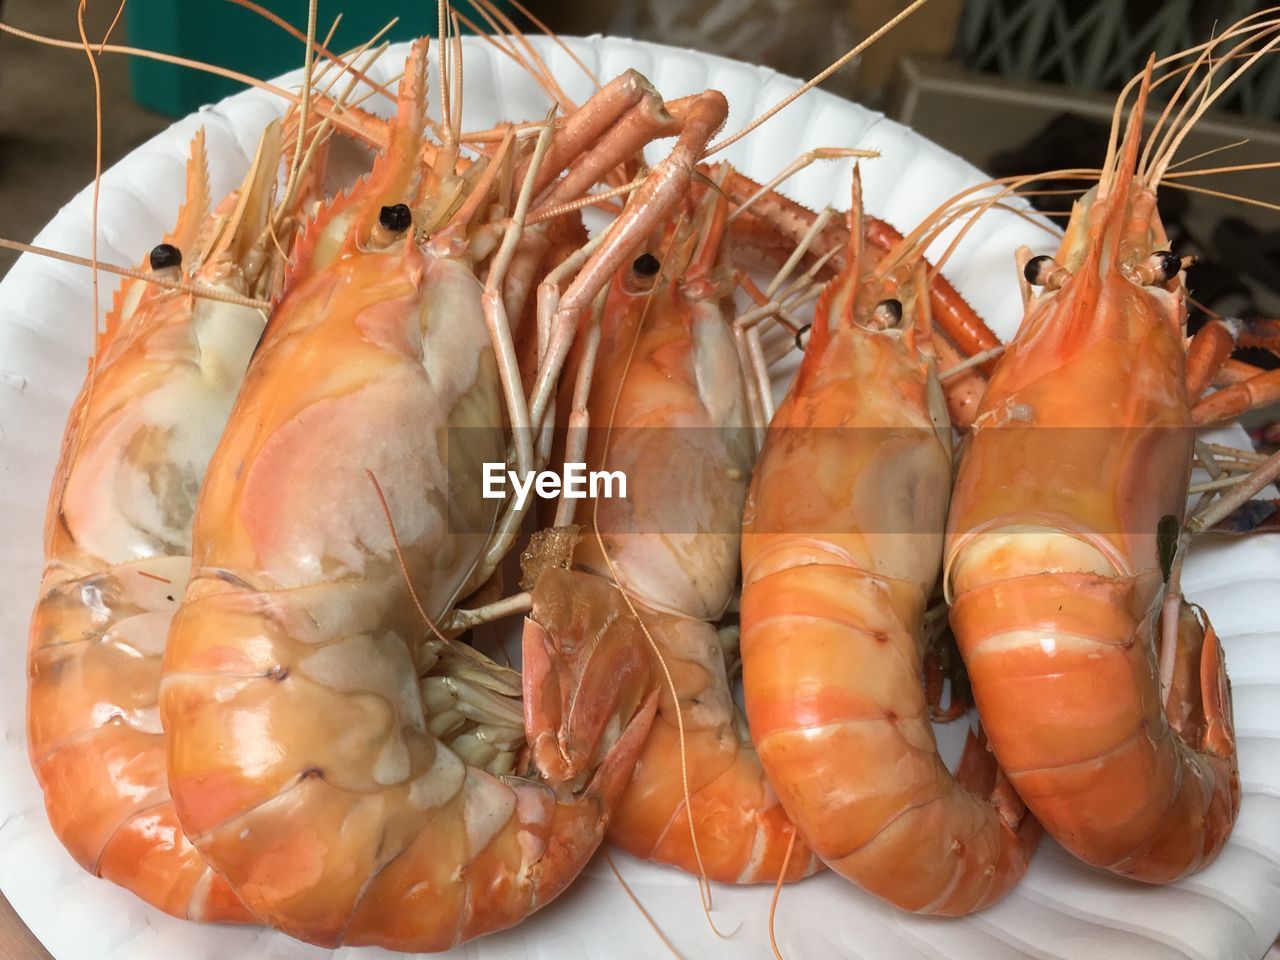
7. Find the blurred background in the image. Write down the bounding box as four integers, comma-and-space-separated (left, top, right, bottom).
0, 1, 1278, 956
2, 0, 1278, 318
2, 0, 1278, 320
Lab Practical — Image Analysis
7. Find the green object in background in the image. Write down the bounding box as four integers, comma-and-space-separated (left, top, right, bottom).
125, 1, 504, 117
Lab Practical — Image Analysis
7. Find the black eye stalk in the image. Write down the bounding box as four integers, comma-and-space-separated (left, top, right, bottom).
149, 243, 182, 271
632, 252, 661, 278
1023, 255, 1057, 286
1148, 250, 1183, 285
1123, 249, 1191, 287
379, 203, 413, 233
873, 298, 903, 328
1023, 254, 1072, 291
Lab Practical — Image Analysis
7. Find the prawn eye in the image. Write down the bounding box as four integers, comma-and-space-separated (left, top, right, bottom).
1148, 250, 1183, 284
632, 252, 661, 278
1023, 255, 1058, 286
379, 203, 412, 233
149, 243, 182, 271
873, 299, 903, 328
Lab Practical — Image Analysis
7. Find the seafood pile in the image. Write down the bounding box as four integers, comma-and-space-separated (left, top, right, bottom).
6, 2, 1280, 956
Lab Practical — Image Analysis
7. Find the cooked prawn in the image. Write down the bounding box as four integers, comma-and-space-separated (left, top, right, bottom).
941, 19, 1280, 880
740, 169, 1039, 915
28, 122, 285, 922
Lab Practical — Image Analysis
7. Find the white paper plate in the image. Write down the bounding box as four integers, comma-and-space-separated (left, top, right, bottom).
1, 34, 1278, 960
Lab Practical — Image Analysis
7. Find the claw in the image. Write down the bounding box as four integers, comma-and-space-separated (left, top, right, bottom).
1193, 366, 1280, 425
522, 568, 654, 789
1191, 605, 1236, 764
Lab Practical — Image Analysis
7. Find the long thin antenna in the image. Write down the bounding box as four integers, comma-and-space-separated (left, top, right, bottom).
98, 0, 127, 52
0, 238, 272, 309
602, 851, 686, 960
767, 830, 797, 960
462, 0, 578, 112
225, 0, 396, 100
504, 0, 599, 86
1149, 20, 1280, 185
283, 0, 319, 221
1164, 180, 1280, 213
70, 0, 106, 477
0, 21, 372, 142
705, 0, 933, 157
76, 1, 104, 340
366, 469, 452, 645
